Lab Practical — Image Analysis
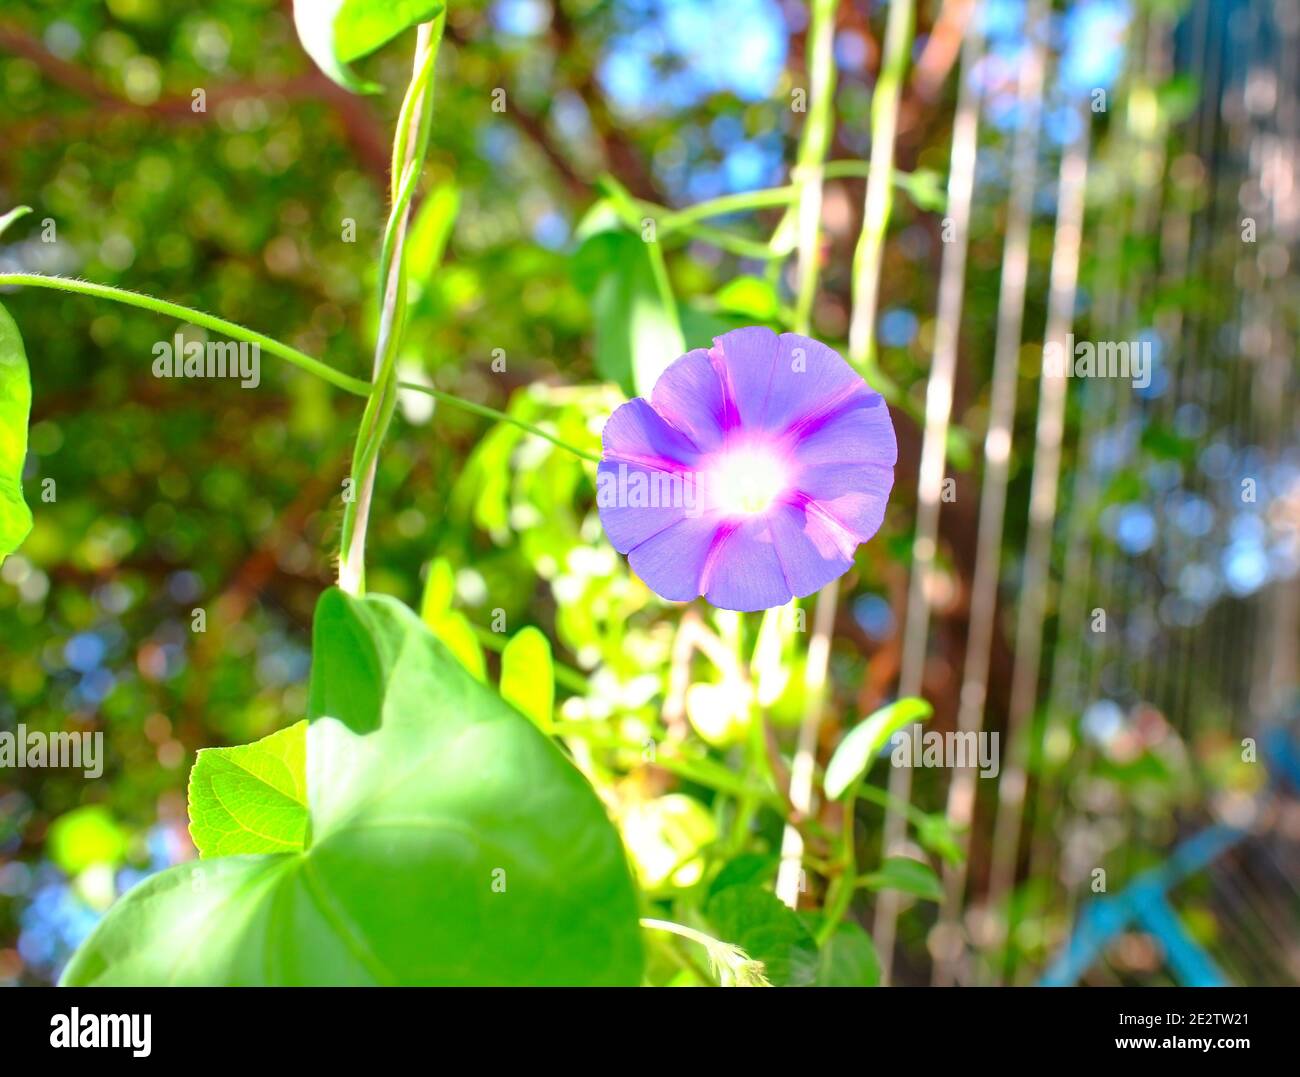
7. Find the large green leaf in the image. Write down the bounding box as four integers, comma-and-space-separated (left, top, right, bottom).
708, 853, 778, 898
63, 589, 643, 985
706, 883, 818, 987
0, 300, 32, 567
188, 721, 308, 857
823, 697, 933, 799
293, 0, 444, 93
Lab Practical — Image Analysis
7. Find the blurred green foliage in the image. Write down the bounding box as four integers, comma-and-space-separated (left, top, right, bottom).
0, 0, 1291, 987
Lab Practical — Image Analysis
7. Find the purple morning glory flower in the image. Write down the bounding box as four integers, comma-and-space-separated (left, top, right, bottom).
596, 327, 897, 611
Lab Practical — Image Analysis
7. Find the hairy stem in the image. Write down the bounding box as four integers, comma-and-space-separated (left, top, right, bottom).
644, 165, 941, 234
398, 383, 600, 464
0, 275, 597, 466
847, 0, 915, 376
790, 0, 837, 334
775, 577, 839, 908
337, 17, 444, 596
816, 774, 863, 946
0, 274, 371, 396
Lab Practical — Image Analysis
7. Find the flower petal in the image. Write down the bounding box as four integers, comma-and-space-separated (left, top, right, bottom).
764, 334, 875, 435
787, 390, 896, 542
626, 514, 721, 602
792, 390, 898, 472
598, 328, 897, 613
707, 326, 782, 430
596, 460, 689, 553
795, 463, 893, 544
702, 516, 792, 611
767, 498, 859, 598
601, 397, 702, 469
650, 348, 730, 452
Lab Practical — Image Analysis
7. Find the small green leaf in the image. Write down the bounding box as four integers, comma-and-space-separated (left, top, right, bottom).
802, 915, 881, 987
858, 856, 943, 902
0, 300, 33, 567
188, 721, 308, 857
573, 219, 685, 396
500, 626, 554, 733
430, 609, 486, 681
419, 557, 455, 621
706, 883, 818, 987
420, 560, 486, 681
405, 180, 459, 284
824, 697, 933, 799
896, 168, 947, 212
917, 812, 964, 866
48, 807, 129, 875
715, 276, 779, 320
293, 0, 444, 93
0, 205, 32, 240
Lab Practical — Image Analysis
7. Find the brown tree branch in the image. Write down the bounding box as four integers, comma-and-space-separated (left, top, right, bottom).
0, 22, 390, 181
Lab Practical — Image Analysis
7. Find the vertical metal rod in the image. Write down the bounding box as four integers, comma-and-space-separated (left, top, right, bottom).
931, 0, 1048, 986
984, 107, 1092, 984
873, 23, 985, 983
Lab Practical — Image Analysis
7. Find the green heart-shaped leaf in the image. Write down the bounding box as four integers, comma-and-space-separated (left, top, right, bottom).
63, 589, 643, 985
0, 300, 33, 567
800, 915, 881, 987
706, 882, 818, 987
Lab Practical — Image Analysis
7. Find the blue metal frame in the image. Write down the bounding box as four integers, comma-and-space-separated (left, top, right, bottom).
1040, 721, 1300, 986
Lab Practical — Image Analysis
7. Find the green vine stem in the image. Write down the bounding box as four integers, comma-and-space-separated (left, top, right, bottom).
0, 206, 33, 239
772, 0, 842, 913
789, 0, 837, 335
817, 778, 938, 946
0, 274, 371, 396
847, 0, 916, 380
645, 165, 939, 231
338, 16, 444, 596
780, 0, 917, 921
399, 383, 601, 464
816, 774, 864, 946
0, 274, 597, 465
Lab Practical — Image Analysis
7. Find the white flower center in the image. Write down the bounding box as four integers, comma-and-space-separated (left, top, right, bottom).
708, 446, 788, 516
